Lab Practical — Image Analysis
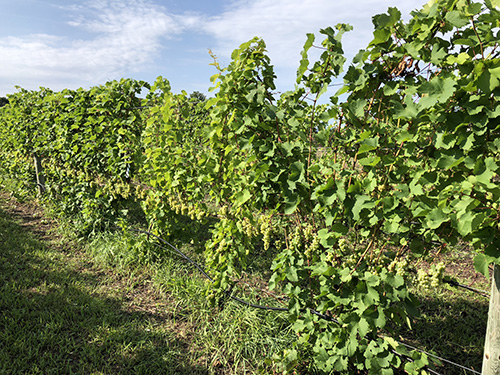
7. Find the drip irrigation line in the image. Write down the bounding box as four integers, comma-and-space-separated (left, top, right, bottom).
118, 225, 481, 375
443, 278, 490, 298
239, 279, 290, 304
121, 226, 214, 282
119, 226, 341, 320
149, 237, 296, 313
228, 295, 288, 312
119, 225, 283, 311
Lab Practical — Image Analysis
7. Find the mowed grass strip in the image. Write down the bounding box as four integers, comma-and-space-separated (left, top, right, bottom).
5, 186, 488, 375
0, 196, 209, 375
0, 193, 295, 375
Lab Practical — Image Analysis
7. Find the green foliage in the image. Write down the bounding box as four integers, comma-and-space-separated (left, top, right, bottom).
0, 79, 149, 233
1, 0, 499, 373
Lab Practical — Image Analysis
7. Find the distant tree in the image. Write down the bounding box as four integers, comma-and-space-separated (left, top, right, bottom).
190, 91, 206, 102
0, 97, 8, 107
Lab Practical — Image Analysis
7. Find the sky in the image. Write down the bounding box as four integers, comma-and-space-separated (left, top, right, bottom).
0, 0, 431, 98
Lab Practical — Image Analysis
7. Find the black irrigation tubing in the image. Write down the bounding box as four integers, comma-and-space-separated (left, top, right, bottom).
227, 295, 288, 312
143, 226, 454, 375
121, 226, 214, 282
443, 278, 490, 298
150, 238, 290, 313
117, 226, 287, 311
120, 226, 343, 319
118, 225, 481, 375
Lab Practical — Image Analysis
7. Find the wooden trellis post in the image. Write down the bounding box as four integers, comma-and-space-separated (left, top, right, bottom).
33, 154, 45, 195
482, 264, 500, 375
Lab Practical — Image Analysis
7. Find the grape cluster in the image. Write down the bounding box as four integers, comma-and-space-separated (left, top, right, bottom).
205, 230, 229, 265
287, 226, 304, 253
112, 182, 131, 199
258, 214, 273, 251
338, 238, 348, 252
336, 238, 359, 268
321, 237, 351, 267
216, 238, 228, 254
95, 180, 132, 199
218, 205, 229, 218
300, 223, 319, 259
240, 216, 258, 239
304, 235, 320, 260
343, 252, 359, 269
274, 238, 285, 251
166, 194, 206, 220
388, 258, 409, 278
135, 184, 147, 199
324, 251, 338, 266
166, 194, 179, 211
303, 224, 314, 242
416, 262, 446, 290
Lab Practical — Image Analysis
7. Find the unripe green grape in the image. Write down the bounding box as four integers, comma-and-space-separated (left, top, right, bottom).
181, 203, 188, 216
324, 250, 334, 263
342, 253, 357, 269
305, 235, 320, 260
338, 238, 348, 252
274, 239, 284, 250
303, 224, 314, 242
288, 228, 303, 252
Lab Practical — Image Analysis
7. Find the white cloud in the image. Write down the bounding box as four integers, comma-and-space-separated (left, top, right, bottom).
199, 0, 429, 90
0, 0, 430, 96
0, 0, 183, 93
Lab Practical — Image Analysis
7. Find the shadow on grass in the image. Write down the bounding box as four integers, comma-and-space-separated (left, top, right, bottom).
394, 291, 488, 375
0, 204, 211, 375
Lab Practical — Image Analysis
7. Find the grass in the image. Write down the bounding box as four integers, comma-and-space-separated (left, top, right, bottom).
0, 196, 202, 374
400, 248, 490, 374
85, 230, 295, 373
0, 192, 295, 375
0, 179, 491, 375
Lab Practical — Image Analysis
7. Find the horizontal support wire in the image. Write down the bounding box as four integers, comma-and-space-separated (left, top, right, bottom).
118, 225, 481, 375
396, 341, 481, 375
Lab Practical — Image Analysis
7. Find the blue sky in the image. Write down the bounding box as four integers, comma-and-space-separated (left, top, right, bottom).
0, 0, 430, 97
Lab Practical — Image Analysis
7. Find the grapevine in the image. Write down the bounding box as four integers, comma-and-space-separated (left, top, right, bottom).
1, 1, 499, 373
